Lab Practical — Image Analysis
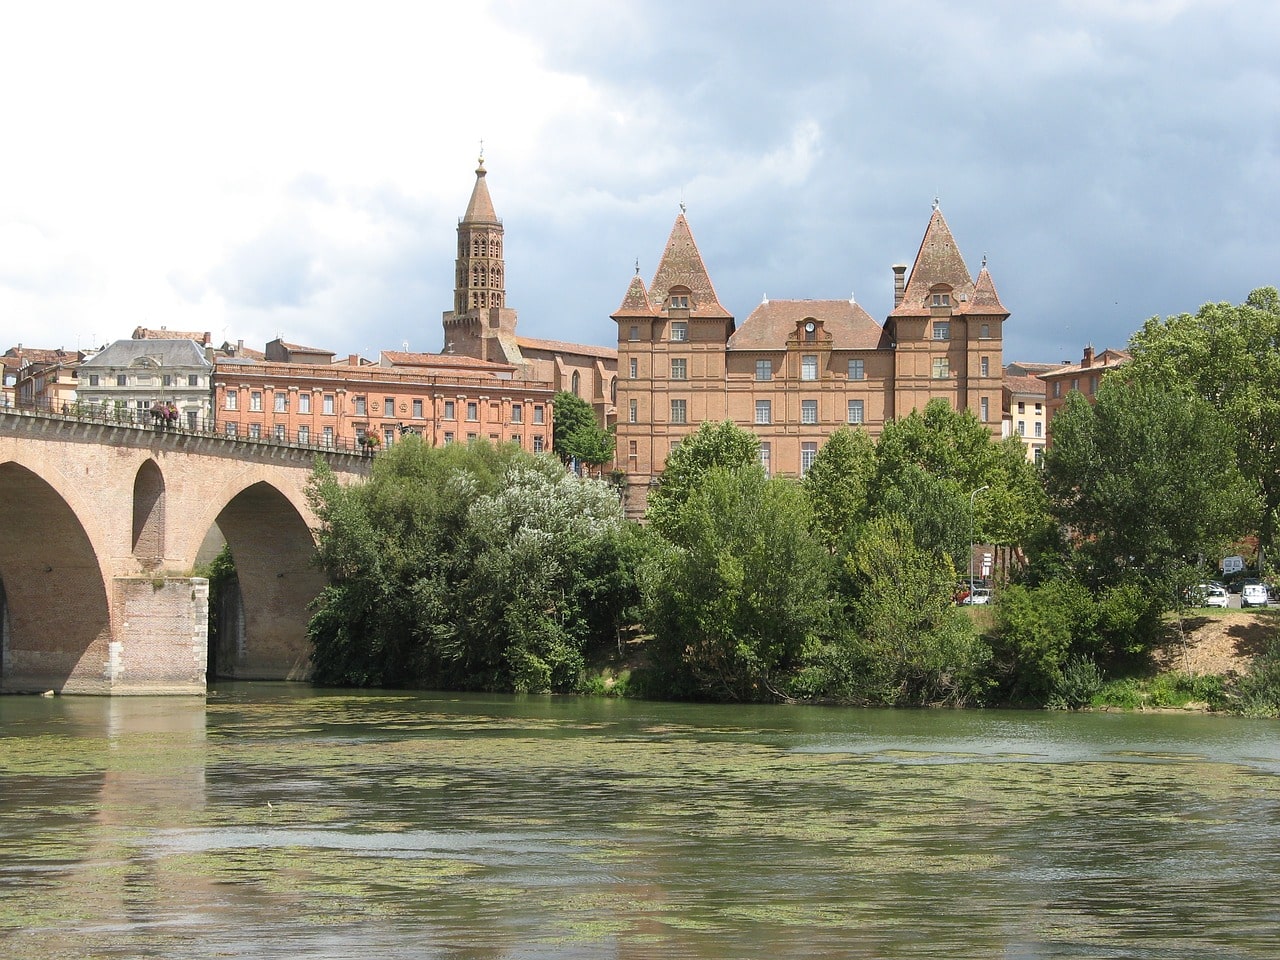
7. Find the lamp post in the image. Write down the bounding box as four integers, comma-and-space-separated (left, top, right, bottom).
969, 485, 989, 600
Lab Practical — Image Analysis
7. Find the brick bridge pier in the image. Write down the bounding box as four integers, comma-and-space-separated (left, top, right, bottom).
0, 410, 367, 694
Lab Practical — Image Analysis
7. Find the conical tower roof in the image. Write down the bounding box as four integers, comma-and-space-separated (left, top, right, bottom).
649, 213, 731, 319
613, 271, 658, 318
463, 157, 498, 224
892, 205, 975, 317
967, 263, 1008, 316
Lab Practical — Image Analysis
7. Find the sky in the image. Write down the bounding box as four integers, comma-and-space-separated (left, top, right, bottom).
1, 0, 1277, 366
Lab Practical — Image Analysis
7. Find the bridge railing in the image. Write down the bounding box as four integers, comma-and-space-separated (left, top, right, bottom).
1, 397, 375, 456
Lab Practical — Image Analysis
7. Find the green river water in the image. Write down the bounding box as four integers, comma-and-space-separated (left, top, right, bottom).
1, 684, 1277, 959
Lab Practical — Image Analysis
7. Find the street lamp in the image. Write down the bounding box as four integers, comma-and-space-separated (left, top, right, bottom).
969, 485, 989, 600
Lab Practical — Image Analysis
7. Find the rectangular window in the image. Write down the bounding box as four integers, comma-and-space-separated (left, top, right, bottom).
801, 355, 818, 381
755, 399, 771, 424
848, 358, 864, 380
444, 400, 456, 419
323, 426, 333, 447
250, 391, 263, 411
980, 356, 989, 377
671, 358, 687, 380
467, 402, 478, 421
298, 426, 309, 444
188, 374, 199, 387
629, 358, 638, 379
274, 423, 286, 441
629, 439, 638, 458
801, 441, 818, 476
629, 399, 638, 423
801, 399, 818, 424
187, 411, 197, 429
299, 393, 311, 414
980, 397, 990, 422
1090, 375, 1099, 394
629, 325, 639, 341
670, 399, 687, 424
534, 405, 544, 424
162, 374, 172, 387
533, 436, 544, 452
1053, 382, 1061, 398
981, 323, 991, 338
933, 321, 950, 340
225, 422, 238, 438
932, 357, 950, 379
512, 403, 523, 423
323, 394, 335, 415
1017, 401, 1025, 414
274, 393, 287, 413
117, 374, 127, 386
444, 432, 454, 445
87, 373, 100, 386
412, 398, 423, 418
932, 293, 951, 307
671, 321, 688, 342
847, 399, 864, 424
385, 429, 395, 448
226, 390, 238, 411
511, 434, 521, 445
1034, 421, 1043, 438
384, 398, 395, 417
249, 423, 261, 439
1035, 403, 1042, 414
759, 442, 771, 478
1017, 420, 1025, 436
756, 359, 772, 381
354, 396, 367, 416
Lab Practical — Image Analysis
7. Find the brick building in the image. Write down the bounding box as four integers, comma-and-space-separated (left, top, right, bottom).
613, 203, 1009, 517
1039, 346, 1130, 425
1002, 361, 1060, 462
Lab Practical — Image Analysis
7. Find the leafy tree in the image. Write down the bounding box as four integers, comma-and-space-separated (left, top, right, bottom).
645, 420, 760, 535
1042, 377, 1258, 608
802, 426, 876, 554
1127, 287, 1280, 562
551, 390, 613, 472
640, 464, 830, 701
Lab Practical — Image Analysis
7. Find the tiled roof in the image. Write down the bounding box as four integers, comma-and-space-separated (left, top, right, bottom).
132, 326, 210, 343
1041, 349, 1130, 379
381, 350, 517, 372
516, 337, 618, 360
968, 266, 1008, 316
1004, 374, 1047, 397
648, 214, 732, 320
613, 274, 656, 318
281, 342, 334, 355
892, 207, 975, 317
82, 338, 212, 368
4, 346, 73, 364
1006, 360, 1064, 376
729, 298, 889, 351
463, 159, 498, 224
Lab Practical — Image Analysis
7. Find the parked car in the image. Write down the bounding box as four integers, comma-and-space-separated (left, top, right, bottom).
964, 588, 992, 605
1197, 583, 1230, 608
1241, 582, 1270, 608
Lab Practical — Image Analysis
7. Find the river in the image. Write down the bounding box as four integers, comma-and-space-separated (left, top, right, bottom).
1, 685, 1278, 959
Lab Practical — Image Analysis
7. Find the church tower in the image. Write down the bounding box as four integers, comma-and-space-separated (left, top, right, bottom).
442, 155, 522, 365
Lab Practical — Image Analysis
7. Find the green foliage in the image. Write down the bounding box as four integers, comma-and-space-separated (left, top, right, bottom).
1047, 656, 1104, 711
640, 465, 831, 701
1234, 639, 1280, 717
1128, 287, 1280, 556
802, 426, 876, 553
1043, 377, 1257, 608
993, 581, 1076, 702
551, 390, 614, 471
645, 421, 760, 535
195, 542, 237, 653
306, 437, 638, 692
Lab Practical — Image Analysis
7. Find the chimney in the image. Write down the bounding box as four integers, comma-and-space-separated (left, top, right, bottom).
237, 339, 244, 353
1082, 345, 1094, 369
892, 265, 907, 307
203, 331, 212, 345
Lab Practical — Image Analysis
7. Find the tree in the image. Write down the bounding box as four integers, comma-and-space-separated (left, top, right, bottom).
645, 420, 760, 535
551, 391, 612, 472
802, 426, 876, 554
640, 464, 831, 701
1127, 288, 1280, 563
1043, 377, 1258, 604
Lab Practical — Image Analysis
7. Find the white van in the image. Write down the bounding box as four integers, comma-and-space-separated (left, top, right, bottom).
1241, 583, 1270, 608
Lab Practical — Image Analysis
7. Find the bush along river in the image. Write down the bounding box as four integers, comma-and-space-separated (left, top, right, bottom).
1, 684, 1278, 959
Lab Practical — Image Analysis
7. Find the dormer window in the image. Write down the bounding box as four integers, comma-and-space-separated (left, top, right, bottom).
931, 293, 951, 306
803, 320, 816, 342
670, 295, 689, 309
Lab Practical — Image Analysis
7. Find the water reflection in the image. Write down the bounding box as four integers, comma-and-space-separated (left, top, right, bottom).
0, 687, 1277, 959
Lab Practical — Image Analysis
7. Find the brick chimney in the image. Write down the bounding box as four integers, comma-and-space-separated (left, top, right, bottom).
1082, 345, 1094, 369
892, 264, 907, 307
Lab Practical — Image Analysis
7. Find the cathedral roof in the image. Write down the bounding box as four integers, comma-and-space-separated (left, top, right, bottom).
648, 213, 732, 319
462, 157, 499, 224
729, 298, 889, 351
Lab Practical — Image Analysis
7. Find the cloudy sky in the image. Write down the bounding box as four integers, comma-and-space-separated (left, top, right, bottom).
2, 0, 1277, 365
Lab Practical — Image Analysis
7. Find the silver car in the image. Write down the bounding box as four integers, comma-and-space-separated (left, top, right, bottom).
1241, 583, 1270, 608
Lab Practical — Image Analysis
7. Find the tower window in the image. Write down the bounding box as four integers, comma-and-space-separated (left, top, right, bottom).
671, 321, 688, 342
670, 295, 689, 309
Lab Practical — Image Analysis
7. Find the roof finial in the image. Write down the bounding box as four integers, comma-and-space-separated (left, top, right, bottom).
981, 252, 988, 269
932, 195, 940, 211
634, 258, 640, 276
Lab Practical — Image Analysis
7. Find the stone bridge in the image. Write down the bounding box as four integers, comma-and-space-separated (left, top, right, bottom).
0, 409, 368, 694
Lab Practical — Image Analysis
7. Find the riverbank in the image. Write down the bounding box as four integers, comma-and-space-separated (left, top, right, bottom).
1154, 608, 1279, 676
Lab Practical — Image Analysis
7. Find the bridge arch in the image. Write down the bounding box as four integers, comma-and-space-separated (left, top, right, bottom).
0, 462, 112, 691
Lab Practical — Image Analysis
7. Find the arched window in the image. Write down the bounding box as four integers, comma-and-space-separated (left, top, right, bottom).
571, 371, 581, 396
610, 377, 617, 404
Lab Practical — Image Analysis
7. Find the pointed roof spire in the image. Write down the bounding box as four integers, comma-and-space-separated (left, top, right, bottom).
614, 272, 657, 318
969, 263, 1009, 316
892, 204, 975, 317
463, 154, 498, 224
649, 212, 731, 319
